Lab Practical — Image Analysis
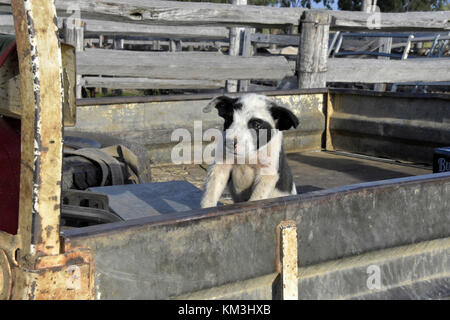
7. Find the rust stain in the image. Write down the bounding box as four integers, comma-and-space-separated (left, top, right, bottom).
11, 248, 94, 300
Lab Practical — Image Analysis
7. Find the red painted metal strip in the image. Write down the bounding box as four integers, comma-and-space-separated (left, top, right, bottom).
0, 116, 21, 235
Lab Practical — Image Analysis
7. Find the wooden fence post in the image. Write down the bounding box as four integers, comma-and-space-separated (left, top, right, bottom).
113, 36, 124, 96
152, 40, 161, 51
297, 11, 331, 89
238, 27, 254, 92
63, 18, 84, 99
226, 0, 246, 93
374, 37, 392, 92
114, 36, 124, 50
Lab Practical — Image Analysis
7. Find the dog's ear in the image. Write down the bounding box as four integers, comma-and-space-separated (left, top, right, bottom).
203, 96, 238, 119
269, 103, 299, 131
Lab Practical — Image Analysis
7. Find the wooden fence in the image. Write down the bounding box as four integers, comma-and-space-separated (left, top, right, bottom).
0, 0, 448, 97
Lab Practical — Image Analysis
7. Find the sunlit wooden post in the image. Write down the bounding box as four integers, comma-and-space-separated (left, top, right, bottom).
298, 11, 331, 89
226, 0, 246, 93
11, 0, 64, 258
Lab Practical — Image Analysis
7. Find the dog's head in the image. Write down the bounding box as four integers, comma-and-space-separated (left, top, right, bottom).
204, 93, 299, 160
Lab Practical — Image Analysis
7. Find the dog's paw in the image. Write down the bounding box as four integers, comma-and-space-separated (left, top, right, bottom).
200, 199, 216, 209
200, 198, 217, 209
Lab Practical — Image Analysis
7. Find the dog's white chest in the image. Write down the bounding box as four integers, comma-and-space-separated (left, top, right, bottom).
231, 165, 256, 193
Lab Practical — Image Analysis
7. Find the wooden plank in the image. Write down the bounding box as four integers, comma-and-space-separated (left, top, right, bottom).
77, 49, 294, 80
330, 10, 450, 31
0, 13, 230, 40
238, 27, 254, 92
0, 1, 449, 30
63, 19, 84, 99
1, 0, 446, 31
120, 39, 229, 48
226, 0, 246, 93
327, 58, 450, 83
0, 13, 14, 34
83, 77, 225, 89
61, 44, 77, 126
251, 33, 299, 46
82, 18, 229, 39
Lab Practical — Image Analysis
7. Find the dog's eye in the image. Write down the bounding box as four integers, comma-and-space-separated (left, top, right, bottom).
249, 119, 263, 129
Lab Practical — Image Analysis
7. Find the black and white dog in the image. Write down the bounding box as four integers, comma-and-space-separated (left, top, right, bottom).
200, 93, 299, 208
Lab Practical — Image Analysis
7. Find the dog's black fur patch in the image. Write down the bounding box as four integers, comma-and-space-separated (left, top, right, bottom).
269, 103, 299, 131
248, 118, 273, 149
275, 147, 294, 193
213, 96, 242, 130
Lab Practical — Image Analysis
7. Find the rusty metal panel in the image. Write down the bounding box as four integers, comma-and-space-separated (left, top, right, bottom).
68, 91, 326, 164
276, 221, 298, 300
63, 172, 450, 299
173, 236, 450, 300
328, 90, 450, 164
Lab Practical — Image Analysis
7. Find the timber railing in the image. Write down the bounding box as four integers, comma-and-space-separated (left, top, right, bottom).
0, 0, 448, 97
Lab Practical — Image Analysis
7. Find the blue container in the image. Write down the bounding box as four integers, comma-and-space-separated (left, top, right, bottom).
433, 147, 450, 173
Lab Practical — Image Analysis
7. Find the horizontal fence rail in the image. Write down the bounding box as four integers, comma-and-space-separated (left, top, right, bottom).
0, 0, 449, 30
327, 58, 450, 83
77, 48, 295, 80
0, 1, 448, 94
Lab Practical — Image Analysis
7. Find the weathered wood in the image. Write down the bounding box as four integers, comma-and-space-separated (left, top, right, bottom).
238, 27, 254, 92
0, 13, 14, 34
112, 37, 124, 96
113, 36, 124, 50
251, 33, 299, 46
63, 19, 84, 99
331, 10, 449, 31
298, 11, 331, 89
152, 39, 160, 51
119, 39, 229, 48
82, 18, 229, 39
169, 39, 182, 52
77, 49, 294, 81
362, 0, 377, 13
83, 77, 225, 90
63, 19, 84, 52
226, 0, 246, 93
60, 44, 77, 126
0, 44, 77, 126
11, 0, 64, 256
5, 0, 447, 31
327, 58, 450, 83
374, 36, 392, 91
402, 35, 415, 60
0, 51, 20, 118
